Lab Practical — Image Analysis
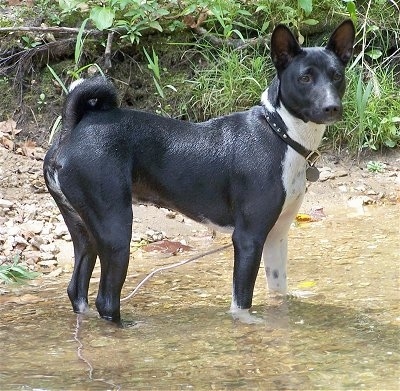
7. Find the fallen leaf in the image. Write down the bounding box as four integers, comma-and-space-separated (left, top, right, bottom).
143, 240, 192, 254
20, 140, 37, 158
296, 213, 312, 222
1, 136, 14, 150
298, 280, 317, 288
0, 119, 21, 136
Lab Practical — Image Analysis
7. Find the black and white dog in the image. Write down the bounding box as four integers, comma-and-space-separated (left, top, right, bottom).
44, 21, 355, 323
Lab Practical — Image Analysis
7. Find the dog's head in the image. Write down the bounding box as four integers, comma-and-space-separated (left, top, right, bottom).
270, 20, 355, 124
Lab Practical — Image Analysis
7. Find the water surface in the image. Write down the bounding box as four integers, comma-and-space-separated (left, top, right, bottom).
1, 204, 399, 390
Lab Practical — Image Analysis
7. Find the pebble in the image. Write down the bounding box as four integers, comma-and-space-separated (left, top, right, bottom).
0, 198, 13, 208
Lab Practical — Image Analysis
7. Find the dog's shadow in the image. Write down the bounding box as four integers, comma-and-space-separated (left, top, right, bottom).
252, 299, 398, 351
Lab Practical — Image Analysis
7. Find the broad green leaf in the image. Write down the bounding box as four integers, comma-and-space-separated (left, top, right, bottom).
148, 20, 163, 32
303, 19, 319, 26
58, 0, 80, 12
366, 49, 382, 60
384, 139, 397, 148
298, 0, 313, 15
90, 6, 115, 31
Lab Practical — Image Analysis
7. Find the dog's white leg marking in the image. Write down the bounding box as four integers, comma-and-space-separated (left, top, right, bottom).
262, 197, 303, 294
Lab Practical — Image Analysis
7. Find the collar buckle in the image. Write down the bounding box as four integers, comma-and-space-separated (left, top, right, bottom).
306, 150, 321, 166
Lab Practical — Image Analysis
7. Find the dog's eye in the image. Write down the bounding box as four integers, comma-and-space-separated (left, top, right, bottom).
333, 72, 343, 81
299, 74, 312, 83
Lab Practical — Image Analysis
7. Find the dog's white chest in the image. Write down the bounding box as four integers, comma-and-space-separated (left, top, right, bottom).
281, 148, 307, 210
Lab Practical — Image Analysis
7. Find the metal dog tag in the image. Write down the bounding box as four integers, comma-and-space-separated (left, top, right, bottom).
306, 165, 320, 182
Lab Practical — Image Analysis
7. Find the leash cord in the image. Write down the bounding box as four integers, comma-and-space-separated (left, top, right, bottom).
121, 243, 232, 302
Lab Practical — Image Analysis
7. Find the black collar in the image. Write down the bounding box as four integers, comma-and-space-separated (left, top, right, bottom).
263, 107, 320, 167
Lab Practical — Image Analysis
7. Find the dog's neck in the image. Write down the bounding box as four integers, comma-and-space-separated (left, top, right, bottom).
260, 89, 326, 152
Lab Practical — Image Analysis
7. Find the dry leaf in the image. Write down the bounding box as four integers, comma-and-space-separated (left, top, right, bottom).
1, 137, 14, 150
20, 140, 37, 158
0, 119, 21, 136
143, 240, 192, 254
296, 213, 312, 222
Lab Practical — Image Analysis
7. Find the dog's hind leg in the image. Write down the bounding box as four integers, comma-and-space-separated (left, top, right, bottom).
74, 182, 133, 322
45, 172, 98, 314
66, 220, 97, 314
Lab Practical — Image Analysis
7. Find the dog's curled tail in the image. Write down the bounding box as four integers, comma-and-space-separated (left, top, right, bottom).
62, 76, 118, 131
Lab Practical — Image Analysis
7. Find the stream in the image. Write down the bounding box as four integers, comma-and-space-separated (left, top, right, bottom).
1, 204, 399, 390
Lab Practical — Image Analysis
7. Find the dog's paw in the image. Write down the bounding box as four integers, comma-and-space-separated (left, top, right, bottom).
228, 308, 265, 324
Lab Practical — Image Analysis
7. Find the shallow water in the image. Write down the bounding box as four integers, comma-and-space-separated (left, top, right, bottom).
1, 204, 399, 390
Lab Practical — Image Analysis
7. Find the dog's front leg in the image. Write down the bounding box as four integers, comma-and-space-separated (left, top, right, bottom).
262, 203, 302, 295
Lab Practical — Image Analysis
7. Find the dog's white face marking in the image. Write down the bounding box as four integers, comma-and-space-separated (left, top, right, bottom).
261, 90, 326, 294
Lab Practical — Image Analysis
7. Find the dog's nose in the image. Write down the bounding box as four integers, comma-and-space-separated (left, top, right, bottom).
323, 104, 341, 115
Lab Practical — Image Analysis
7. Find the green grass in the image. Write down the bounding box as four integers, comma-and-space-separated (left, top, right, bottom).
188, 46, 274, 121
329, 65, 400, 152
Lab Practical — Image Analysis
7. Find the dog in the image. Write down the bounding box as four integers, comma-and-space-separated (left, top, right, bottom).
44, 20, 355, 323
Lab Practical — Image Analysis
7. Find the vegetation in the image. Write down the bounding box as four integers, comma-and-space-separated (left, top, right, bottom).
0, 0, 398, 153
0, 257, 40, 284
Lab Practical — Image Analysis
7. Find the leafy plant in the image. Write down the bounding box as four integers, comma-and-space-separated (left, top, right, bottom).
37, 92, 47, 112
255, 0, 319, 42
0, 258, 40, 284
20, 35, 42, 49
143, 47, 164, 98
355, 72, 374, 149
367, 161, 386, 173
58, 0, 170, 44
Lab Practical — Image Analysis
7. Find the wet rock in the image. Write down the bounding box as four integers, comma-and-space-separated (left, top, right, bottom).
319, 167, 333, 182
318, 167, 348, 182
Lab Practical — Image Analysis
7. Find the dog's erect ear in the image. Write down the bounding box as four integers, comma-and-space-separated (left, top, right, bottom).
326, 20, 355, 65
271, 25, 302, 71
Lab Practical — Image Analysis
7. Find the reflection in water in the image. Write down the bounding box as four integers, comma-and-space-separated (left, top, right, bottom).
0, 205, 399, 390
